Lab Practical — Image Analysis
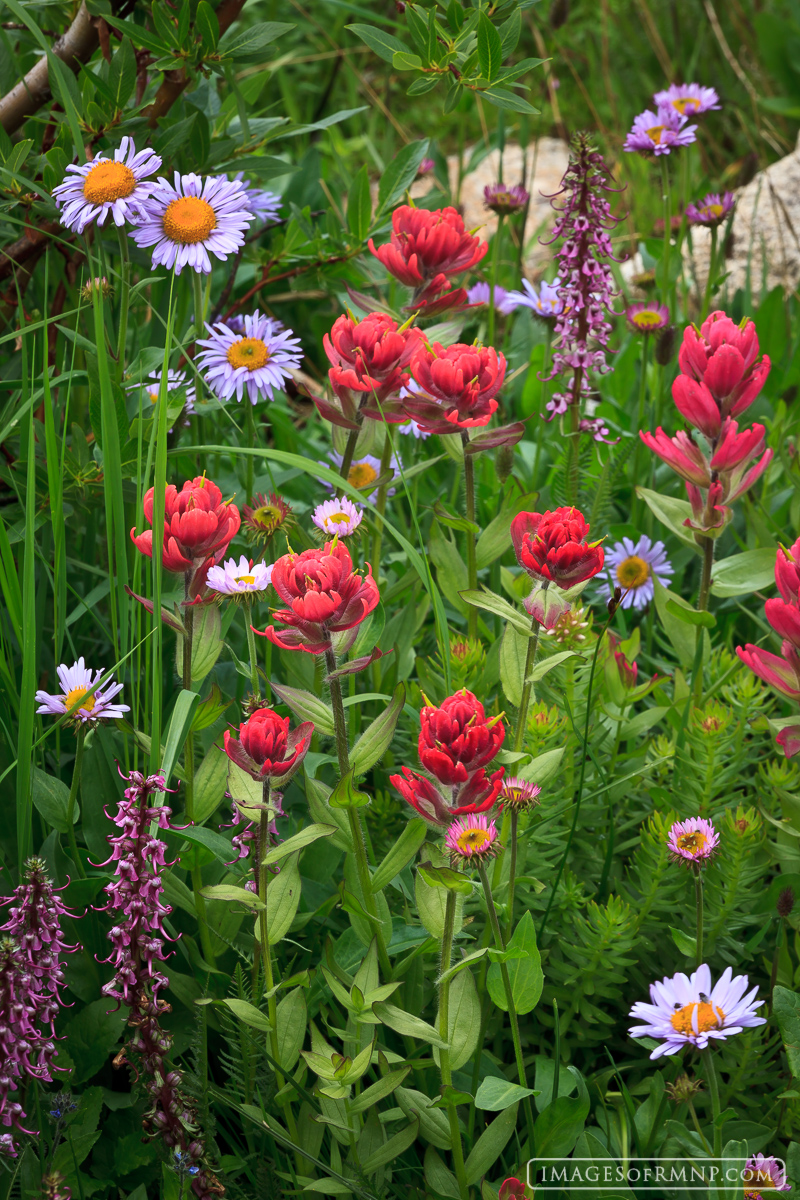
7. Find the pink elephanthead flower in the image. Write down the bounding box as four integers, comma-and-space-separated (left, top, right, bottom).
131, 476, 240, 574
406, 342, 506, 433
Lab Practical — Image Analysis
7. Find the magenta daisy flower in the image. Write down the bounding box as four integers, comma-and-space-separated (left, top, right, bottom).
686, 191, 735, 228
654, 82, 721, 116
626, 302, 670, 334
602, 535, 673, 610
196, 310, 302, 405
35, 659, 129, 724
498, 777, 541, 812
232, 172, 282, 224
743, 1155, 791, 1197
505, 277, 564, 318
129, 172, 253, 275
466, 282, 517, 315
629, 964, 766, 1059
206, 555, 273, 598
484, 183, 529, 216
624, 107, 697, 156
52, 137, 162, 234
128, 368, 196, 415
667, 816, 719, 867
312, 497, 363, 537
445, 813, 499, 862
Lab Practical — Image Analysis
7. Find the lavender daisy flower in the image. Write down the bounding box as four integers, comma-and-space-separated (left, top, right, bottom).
743, 1155, 791, 1197
505, 276, 564, 318
624, 106, 697, 156
326, 451, 398, 498
445, 813, 499, 863
206, 555, 273, 597
498, 777, 541, 813
52, 136, 162, 234
129, 171, 253, 275
629, 964, 765, 1059
626, 302, 670, 334
466, 282, 517, 315
654, 82, 721, 116
129, 368, 196, 415
226, 313, 285, 336
196, 310, 302, 405
398, 418, 432, 440
686, 191, 735, 227
602, 535, 673, 609
667, 816, 720, 868
35, 658, 129, 724
232, 172, 282, 224
312, 496, 363, 537
484, 182, 529, 216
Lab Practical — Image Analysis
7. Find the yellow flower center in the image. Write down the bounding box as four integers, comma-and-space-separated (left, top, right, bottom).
616, 555, 650, 589
677, 831, 707, 855
251, 504, 280, 529
236, 575, 256, 585
226, 337, 269, 371
348, 462, 378, 489
670, 1001, 725, 1037
633, 310, 663, 329
64, 686, 95, 713
83, 160, 137, 205
162, 196, 217, 244
148, 389, 159, 404
646, 125, 665, 144
456, 827, 492, 853
326, 511, 350, 525
703, 204, 725, 219
743, 1169, 777, 1190
671, 97, 697, 114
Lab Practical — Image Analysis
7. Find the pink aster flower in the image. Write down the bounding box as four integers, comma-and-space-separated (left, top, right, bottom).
196, 310, 302, 405
312, 497, 363, 537
206, 555, 273, 597
35, 658, 129, 724
445, 813, 500, 862
624, 106, 697, 156
128, 171, 253, 275
629, 964, 766, 1059
52, 136, 162, 234
686, 192, 735, 228
627, 302, 669, 334
498, 777, 541, 812
667, 816, 720, 868
654, 82, 721, 116
743, 1154, 791, 1197
484, 182, 529, 215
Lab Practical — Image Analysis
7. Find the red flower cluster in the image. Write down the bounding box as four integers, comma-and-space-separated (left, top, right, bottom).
641, 311, 773, 535
510, 507, 604, 630
131, 476, 240, 575
405, 342, 506, 434
256, 541, 379, 655
368, 205, 487, 315
391, 690, 505, 825
317, 312, 419, 428
223, 707, 313, 783
737, 539, 800, 757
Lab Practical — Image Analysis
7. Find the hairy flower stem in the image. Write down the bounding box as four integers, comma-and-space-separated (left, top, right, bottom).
631, 335, 650, 527
487, 214, 504, 350
695, 873, 704, 970
532, 327, 553, 492
338, 426, 361, 486
493, 619, 540, 891
463, 434, 478, 639
477, 863, 536, 1153
325, 650, 392, 979
438, 889, 470, 1200
370, 433, 394, 586
692, 535, 715, 705
702, 226, 718, 321
182, 599, 216, 969
701, 1047, 722, 1159
566, 397, 581, 507
244, 601, 260, 700
505, 810, 519, 943
65, 725, 87, 879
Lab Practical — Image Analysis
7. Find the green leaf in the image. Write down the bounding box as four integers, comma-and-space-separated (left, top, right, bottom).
263, 823, 337, 866
461, 586, 534, 636
218, 20, 295, 61
533, 1090, 589, 1159
200, 884, 264, 908
464, 1102, 519, 1184
360, 1117, 419, 1174
346, 23, 408, 63
530, 649, 583, 682
392, 50, 423, 70
481, 87, 539, 115
373, 1001, 449, 1048
177, 824, 233, 864
195, 0, 219, 51
351, 683, 405, 774
377, 139, 430, 216
348, 1067, 411, 1115
193, 744, 228, 824
329, 769, 371, 810
477, 11, 503, 82
161, 689, 199, 787
107, 36, 136, 109
711, 547, 777, 597
774, 986, 800, 1077
347, 164, 372, 242
220, 998, 272, 1032
665, 599, 716, 628
372, 819, 427, 892
474, 1076, 539, 1111
32, 767, 74, 835
434, 966, 481, 1071
500, 622, 526, 707
60, 999, 127, 1085
636, 487, 700, 549
419, 862, 473, 895
653, 577, 709, 674
670, 925, 698, 957
267, 852, 301, 944
487, 911, 543, 1015
396, 1087, 451, 1149
271, 682, 334, 736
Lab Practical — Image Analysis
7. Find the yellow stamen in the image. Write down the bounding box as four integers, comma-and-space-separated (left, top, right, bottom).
162, 195, 217, 244
677, 831, 707, 855
226, 337, 269, 372
646, 125, 666, 144
83, 160, 136, 205
702, 204, 725, 219
148, 390, 159, 404
671, 97, 697, 114
670, 1001, 725, 1037
348, 462, 378, 489
327, 512, 350, 525
616, 555, 650, 589
64, 686, 95, 713
236, 575, 256, 585
633, 310, 664, 329
456, 828, 492, 853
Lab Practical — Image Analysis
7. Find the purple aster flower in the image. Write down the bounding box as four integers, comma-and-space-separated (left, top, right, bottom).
326, 451, 398, 498
196, 310, 302, 405
206, 555, 273, 597
579, 416, 618, 444
52, 136, 162, 234
542, 134, 622, 421
445, 813, 500, 863
312, 496, 363, 537
505, 276, 564, 318
226, 313, 284, 337
498, 777, 541, 812
626, 301, 670, 334
624, 106, 697, 156
232, 172, 281, 224
128, 368, 196, 416
686, 191, 735, 227
629, 964, 765, 1059
466, 282, 517, 315
667, 816, 720, 868
601, 534, 673, 609
35, 658, 129, 724
398, 418, 432, 440
743, 1155, 791, 1197
654, 82, 721, 116
129, 171, 253, 275
484, 182, 529, 216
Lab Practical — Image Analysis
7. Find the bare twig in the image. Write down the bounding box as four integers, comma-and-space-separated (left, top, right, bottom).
0, 2, 98, 136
